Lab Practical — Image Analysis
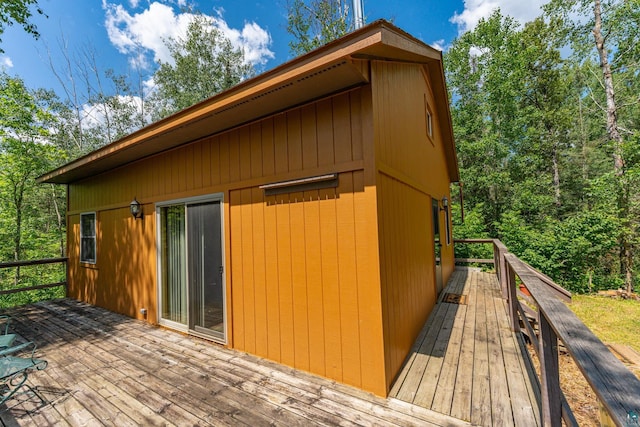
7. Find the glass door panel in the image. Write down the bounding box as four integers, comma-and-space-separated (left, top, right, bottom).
160, 205, 187, 325
187, 201, 224, 340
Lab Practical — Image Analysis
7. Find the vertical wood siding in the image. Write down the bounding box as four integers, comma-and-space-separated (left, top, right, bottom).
66, 87, 386, 395
69, 89, 365, 212
67, 206, 156, 322
230, 171, 385, 394
371, 61, 456, 391
377, 174, 436, 388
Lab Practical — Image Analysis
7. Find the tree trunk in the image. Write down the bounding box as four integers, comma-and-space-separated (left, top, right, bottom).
592, 0, 632, 292
12, 183, 23, 286
50, 185, 65, 257
552, 140, 561, 209
579, 96, 588, 183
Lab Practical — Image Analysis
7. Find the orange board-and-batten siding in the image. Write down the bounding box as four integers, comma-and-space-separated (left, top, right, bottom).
372, 61, 455, 390
66, 87, 388, 395
40, 21, 459, 398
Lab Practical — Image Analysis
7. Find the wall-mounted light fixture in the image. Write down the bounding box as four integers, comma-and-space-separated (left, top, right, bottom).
130, 197, 143, 220
440, 196, 449, 211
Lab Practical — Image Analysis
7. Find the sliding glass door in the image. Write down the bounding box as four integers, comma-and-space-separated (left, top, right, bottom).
187, 202, 224, 337
158, 196, 225, 342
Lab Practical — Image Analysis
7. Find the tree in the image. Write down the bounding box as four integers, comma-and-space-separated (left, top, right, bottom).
545, 0, 640, 293
0, 73, 61, 284
0, 0, 46, 53
446, 10, 631, 292
286, 0, 352, 56
150, 15, 254, 118
445, 12, 523, 233
46, 39, 150, 156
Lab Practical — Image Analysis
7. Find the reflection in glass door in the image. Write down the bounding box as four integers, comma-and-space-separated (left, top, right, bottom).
187, 201, 224, 339
158, 197, 225, 342
160, 205, 187, 324
432, 199, 443, 295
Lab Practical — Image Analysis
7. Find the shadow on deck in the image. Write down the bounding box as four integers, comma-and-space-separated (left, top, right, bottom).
390, 267, 541, 426
0, 299, 473, 426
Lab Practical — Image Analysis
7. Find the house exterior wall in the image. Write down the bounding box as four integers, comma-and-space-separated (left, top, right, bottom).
66, 86, 389, 396
67, 204, 158, 323
370, 61, 455, 391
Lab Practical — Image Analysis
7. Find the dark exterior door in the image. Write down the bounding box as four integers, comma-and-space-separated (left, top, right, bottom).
432, 199, 443, 295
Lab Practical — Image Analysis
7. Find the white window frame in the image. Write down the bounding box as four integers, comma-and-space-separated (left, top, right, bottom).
425, 95, 434, 141
80, 212, 97, 264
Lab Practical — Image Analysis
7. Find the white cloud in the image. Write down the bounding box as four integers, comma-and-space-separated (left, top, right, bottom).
211, 18, 274, 65
431, 39, 445, 52
451, 0, 548, 33
81, 95, 148, 129
1, 56, 13, 68
103, 1, 274, 69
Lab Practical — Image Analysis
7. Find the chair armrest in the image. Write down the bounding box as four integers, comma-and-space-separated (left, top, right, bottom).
0, 341, 36, 358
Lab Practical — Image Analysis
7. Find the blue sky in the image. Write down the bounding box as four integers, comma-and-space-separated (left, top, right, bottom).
1, 0, 548, 94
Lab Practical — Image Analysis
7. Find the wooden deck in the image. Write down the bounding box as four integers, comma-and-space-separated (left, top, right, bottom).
0, 299, 472, 426
390, 268, 542, 426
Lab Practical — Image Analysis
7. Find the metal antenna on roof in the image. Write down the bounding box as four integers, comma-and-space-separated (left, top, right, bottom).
353, 0, 365, 29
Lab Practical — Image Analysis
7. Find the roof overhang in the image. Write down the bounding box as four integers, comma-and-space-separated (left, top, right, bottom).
38, 20, 459, 184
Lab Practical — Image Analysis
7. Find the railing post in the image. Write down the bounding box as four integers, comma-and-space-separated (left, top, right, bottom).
507, 262, 520, 333
493, 241, 500, 283
498, 244, 508, 299
539, 312, 562, 427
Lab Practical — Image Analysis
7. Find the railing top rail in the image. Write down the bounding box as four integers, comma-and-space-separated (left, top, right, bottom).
505, 253, 640, 425
454, 238, 495, 244
0, 257, 68, 269
520, 259, 572, 302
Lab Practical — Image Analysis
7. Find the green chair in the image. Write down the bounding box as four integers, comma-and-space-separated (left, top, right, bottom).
0, 316, 16, 349
0, 341, 48, 405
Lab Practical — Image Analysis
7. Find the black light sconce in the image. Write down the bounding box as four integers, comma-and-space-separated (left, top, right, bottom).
130, 197, 143, 220
440, 196, 449, 211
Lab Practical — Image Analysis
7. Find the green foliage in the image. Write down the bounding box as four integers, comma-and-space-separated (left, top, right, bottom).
496, 210, 619, 293
0, 263, 66, 308
447, 5, 640, 293
0, 73, 66, 307
0, 0, 46, 53
287, 0, 352, 56
452, 204, 493, 261
150, 15, 254, 118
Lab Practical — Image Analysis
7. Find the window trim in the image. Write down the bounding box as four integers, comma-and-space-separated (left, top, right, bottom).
424, 94, 434, 143
80, 212, 97, 264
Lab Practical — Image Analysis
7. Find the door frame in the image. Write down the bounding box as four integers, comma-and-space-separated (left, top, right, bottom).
155, 193, 227, 344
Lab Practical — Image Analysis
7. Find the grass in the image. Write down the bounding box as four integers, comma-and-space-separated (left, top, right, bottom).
567, 294, 640, 353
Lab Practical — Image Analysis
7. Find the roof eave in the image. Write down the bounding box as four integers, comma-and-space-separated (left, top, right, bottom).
38, 20, 455, 185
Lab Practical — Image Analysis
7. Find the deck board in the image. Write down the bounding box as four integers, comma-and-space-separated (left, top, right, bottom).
0, 299, 472, 426
391, 268, 541, 426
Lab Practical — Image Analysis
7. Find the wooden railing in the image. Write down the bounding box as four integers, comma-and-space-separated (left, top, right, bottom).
455, 239, 640, 427
0, 258, 68, 296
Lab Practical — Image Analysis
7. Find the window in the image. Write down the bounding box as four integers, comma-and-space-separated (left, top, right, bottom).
80, 213, 96, 263
424, 95, 434, 140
